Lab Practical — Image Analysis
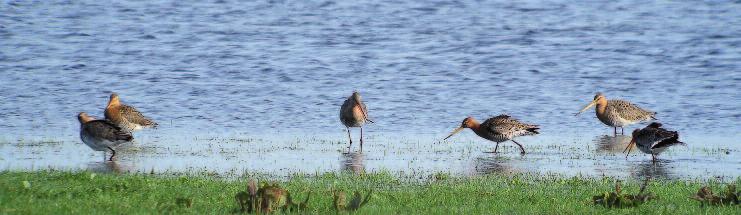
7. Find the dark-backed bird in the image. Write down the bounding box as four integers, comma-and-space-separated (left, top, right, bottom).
105, 93, 157, 132
576, 92, 656, 136
339, 91, 373, 152
78, 112, 133, 161
444, 115, 539, 154
624, 122, 685, 163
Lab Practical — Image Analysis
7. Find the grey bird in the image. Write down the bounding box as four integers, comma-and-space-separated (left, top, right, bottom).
78, 112, 133, 161
339, 91, 373, 152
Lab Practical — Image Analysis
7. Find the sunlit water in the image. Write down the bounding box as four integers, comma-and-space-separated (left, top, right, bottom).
1, 0, 739, 180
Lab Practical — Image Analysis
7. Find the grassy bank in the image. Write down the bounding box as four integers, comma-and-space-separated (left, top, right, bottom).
0, 171, 738, 214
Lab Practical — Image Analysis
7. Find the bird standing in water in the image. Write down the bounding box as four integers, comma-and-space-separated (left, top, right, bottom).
105, 93, 158, 133
624, 122, 685, 163
576, 92, 656, 136
339, 91, 373, 152
78, 112, 133, 161
444, 115, 539, 154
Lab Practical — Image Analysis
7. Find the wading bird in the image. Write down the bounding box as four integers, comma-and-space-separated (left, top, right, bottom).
444, 115, 539, 154
105, 93, 158, 132
624, 122, 684, 163
339, 91, 373, 152
78, 112, 133, 161
576, 92, 656, 136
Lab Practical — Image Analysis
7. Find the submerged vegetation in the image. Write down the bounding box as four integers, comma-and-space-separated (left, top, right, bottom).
0, 171, 739, 214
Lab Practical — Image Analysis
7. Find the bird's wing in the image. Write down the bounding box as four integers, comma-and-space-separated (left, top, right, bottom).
120, 105, 157, 127
483, 114, 538, 136
648, 127, 683, 149
610, 100, 656, 121
84, 120, 133, 142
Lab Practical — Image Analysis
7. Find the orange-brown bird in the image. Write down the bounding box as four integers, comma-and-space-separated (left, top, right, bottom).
105, 93, 157, 133
444, 115, 539, 154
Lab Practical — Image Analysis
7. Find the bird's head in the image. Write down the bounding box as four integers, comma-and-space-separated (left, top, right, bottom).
77, 112, 95, 123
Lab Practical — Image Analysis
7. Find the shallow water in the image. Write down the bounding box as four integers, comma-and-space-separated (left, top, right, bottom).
1, 0, 739, 179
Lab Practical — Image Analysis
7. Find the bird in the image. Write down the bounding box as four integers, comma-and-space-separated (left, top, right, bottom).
105, 93, 158, 133
339, 91, 373, 152
78, 112, 133, 161
575, 92, 656, 136
624, 122, 685, 163
444, 115, 539, 154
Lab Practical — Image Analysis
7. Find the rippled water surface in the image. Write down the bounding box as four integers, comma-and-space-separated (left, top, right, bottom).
1, 0, 739, 179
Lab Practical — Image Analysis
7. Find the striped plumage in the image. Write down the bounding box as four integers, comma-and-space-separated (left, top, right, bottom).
577, 92, 656, 135
78, 112, 133, 161
339, 91, 373, 152
444, 115, 540, 154
105, 93, 157, 132
624, 122, 685, 162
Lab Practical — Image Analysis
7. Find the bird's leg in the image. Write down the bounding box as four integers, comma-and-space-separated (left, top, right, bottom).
107, 147, 116, 161
620, 127, 624, 135
652, 154, 656, 163
613, 127, 617, 136
346, 127, 353, 152
494, 142, 499, 153
360, 126, 364, 153
511, 140, 526, 155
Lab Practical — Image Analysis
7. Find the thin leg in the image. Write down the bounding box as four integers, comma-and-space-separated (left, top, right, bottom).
620, 127, 624, 135
652, 154, 656, 163
360, 126, 364, 152
107, 147, 116, 161
510, 140, 526, 154
494, 142, 500, 153
346, 127, 353, 151
613, 127, 617, 136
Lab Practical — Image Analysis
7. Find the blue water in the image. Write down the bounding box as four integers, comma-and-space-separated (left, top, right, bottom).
0, 0, 739, 179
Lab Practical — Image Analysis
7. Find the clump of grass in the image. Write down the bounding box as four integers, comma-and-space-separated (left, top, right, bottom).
234, 179, 311, 213
333, 189, 372, 212
690, 184, 739, 207
592, 179, 656, 208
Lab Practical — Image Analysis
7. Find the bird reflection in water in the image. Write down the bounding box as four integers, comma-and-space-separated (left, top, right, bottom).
594, 135, 632, 153
473, 155, 518, 175
631, 160, 673, 180
341, 152, 365, 174
86, 161, 128, 174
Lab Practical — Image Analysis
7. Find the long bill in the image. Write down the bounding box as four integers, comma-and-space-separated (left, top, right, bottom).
575, 100, 598, 116
444, 127, 465, 141
359, 108, 373, 124
623, 138, 635, 158
354, 97, 373, 124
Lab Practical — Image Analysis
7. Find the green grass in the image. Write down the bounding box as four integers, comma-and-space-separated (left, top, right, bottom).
0, 171, 738, 214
